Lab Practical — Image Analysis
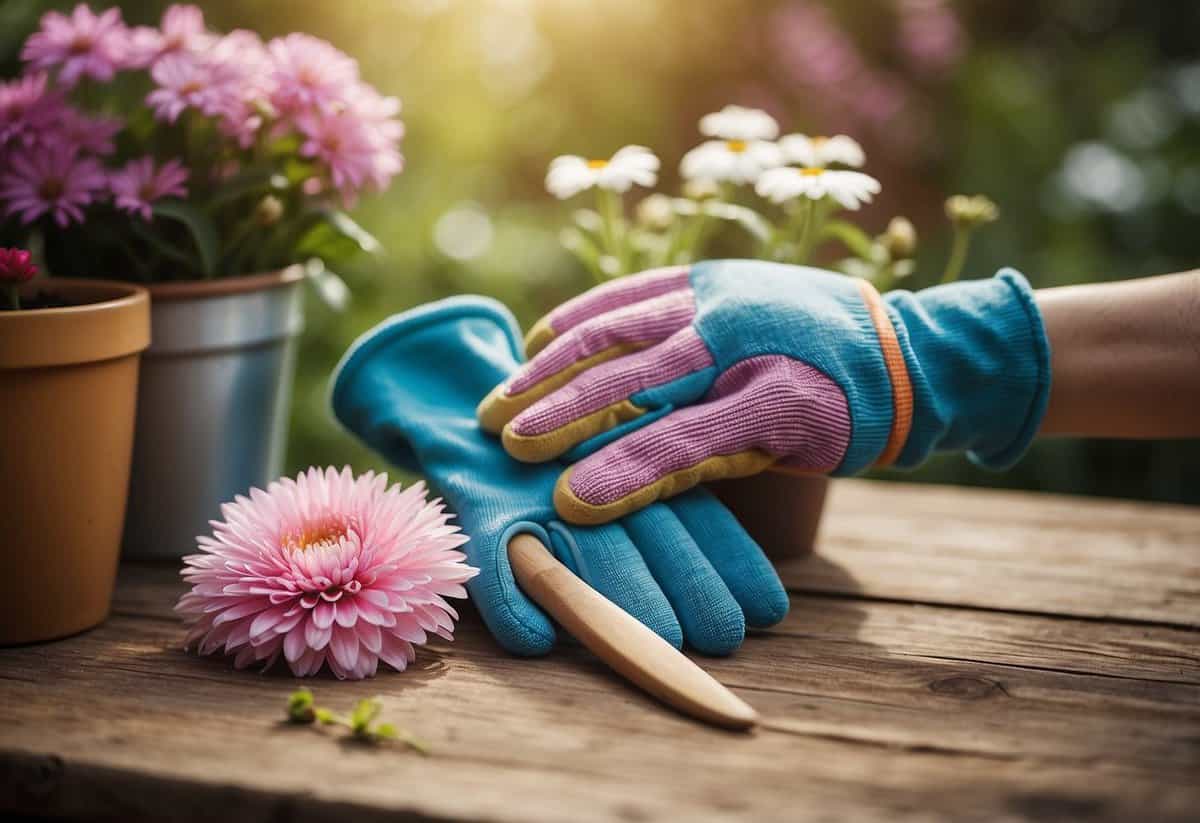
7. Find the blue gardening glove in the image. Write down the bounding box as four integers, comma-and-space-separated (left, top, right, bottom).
330, 296, 788, 656
478, 261, 1051, 525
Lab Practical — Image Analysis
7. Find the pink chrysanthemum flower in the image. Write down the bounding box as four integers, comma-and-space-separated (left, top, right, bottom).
296, 107, 381, 198
59, 108, 123, 156
0, 248, 37, 284
0, 73, 64, 149
268, 33, 359, 116
176, 468, 477, 680
147, 53, 235, 123
110, 157, 189, 220
21, 4, 131, 88
0, 142, 106, 227
128, 4, 215, 67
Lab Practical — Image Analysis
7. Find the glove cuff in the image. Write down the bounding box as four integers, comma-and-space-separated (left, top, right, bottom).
886, 269, 1051, 470
328, 295, 524, 472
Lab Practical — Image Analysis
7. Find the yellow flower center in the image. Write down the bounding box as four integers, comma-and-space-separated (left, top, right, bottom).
811, 136, 829, 146
283, 517, 350, 552
587, 159, 608, 169
800, 167, 825, 176
726, 139, 748, 153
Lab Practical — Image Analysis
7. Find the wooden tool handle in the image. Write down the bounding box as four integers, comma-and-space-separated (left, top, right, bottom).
507, 533, 758, 731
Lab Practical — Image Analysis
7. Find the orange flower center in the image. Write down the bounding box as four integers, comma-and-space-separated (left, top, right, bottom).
587, 159, 608, 169
69, 36, 94, 55
284, 517, 350, 552
811, 136, 829, 146
726, 139, 748, 153
800, 167, 825, 177
180, 80, 204, 95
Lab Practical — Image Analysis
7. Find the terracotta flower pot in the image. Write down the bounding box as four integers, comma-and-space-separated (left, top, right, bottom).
122, 269, 305, 558
0, 279, 150, 645
710, 473, 829, 561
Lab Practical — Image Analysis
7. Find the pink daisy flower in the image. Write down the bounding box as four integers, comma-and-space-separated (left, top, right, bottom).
0, 73, 65, 149
128, 4, 215, 67
268, 33, 359, 116
146, 52, 240, 123
21, 4, 131, 88
176, 467, 477, 680
296, 107, 381, 198
59, 108, 123, 156
0, 142, 106, 227
0, 248, 38, 285
110, 157, 189, 220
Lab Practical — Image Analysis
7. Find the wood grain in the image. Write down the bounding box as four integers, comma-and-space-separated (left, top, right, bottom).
785, 480, 1200, 626
1, 481, 1198, 822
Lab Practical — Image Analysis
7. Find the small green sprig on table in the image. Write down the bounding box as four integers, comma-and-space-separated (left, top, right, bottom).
286, 688, 430, 755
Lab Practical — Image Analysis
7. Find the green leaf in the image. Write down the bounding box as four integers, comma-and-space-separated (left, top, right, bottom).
822, 219, 878, 261
152, 199, 220, 277
294, 209, 382, 263
299, 259, 350, 312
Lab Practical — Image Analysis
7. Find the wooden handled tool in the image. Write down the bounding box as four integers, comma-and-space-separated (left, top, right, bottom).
507, 533, 758, 731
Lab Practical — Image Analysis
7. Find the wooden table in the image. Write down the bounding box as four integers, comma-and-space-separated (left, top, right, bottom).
2, 480, 1198, 822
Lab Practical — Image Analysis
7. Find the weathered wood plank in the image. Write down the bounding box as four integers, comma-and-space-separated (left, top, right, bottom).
1, 564, 1196, 822
783, 480, 1200, 626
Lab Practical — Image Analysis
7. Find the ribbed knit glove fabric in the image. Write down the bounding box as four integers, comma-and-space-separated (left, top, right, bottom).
478, 260, 1051, 525
330, 296, 788, 657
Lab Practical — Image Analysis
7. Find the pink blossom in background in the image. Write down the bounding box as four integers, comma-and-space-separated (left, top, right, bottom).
59, 108, 123, 156
268, 33, 361, 116
146, 52, 241, 123
0, 142, 107, 227
110, 157, 189, 220
128, 4, 215, 67
0, 73, 64, 149
176, 467, 477, 680
21, 4, 131, 88
296, 107, 382, 199
0, 248, 38, 284
898, 0, 966, 74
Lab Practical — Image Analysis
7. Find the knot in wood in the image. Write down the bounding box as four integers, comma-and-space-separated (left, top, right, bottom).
928, 674, 1006, 700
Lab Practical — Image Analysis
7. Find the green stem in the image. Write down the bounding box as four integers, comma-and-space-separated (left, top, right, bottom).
790, 198, 818, 264
942, 226, 970, 284
4, 285, 19, 311
597, 188, 626, 275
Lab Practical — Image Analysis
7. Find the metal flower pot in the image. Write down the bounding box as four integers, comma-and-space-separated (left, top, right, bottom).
122, 269, 305, 558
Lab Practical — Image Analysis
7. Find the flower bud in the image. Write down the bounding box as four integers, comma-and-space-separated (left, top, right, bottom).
0, 248, 37, 284
255, 195, 285, 227
636, 193, 675, 229
683, 178, 721, 200
287, 688, 315, 724
945, 194, 998, 228
881, 217, 917, 259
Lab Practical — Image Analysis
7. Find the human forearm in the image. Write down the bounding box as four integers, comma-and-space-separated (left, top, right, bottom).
1038, 270, 1200, 437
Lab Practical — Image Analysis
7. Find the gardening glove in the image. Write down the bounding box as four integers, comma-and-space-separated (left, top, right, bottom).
478, 260, 1051, 525
330, 295, 788, 657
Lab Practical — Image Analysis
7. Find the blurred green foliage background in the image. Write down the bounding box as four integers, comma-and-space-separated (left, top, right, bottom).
4, 0, 1199, 503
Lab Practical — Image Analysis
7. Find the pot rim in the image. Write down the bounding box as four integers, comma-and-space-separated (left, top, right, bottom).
0, 278, 150, 370
145, 266, 305, 302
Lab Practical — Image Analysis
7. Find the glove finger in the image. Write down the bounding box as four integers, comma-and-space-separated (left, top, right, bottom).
477, 287, 694, 435
622, 503, 745, 656
523, 266, 692, 356
470, 524, 559, 657
665, 488, 789, 628
501, 326, 716, 463
553, 357, 852, 525
546, 520, 683, 649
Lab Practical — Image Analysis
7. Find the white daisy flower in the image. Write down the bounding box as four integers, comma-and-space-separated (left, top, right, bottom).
778, 134, 866, 168
680, 138, 782, 184
698, 105, 780, 141
545, 145, 660, 199
755, 166, 881, 210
